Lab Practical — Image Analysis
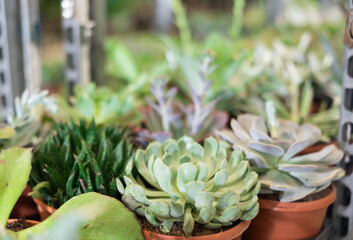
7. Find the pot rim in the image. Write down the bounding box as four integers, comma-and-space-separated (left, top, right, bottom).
7, 219, 40, 226
258, 184, 336, 212
32, 197, 57, 213
142, 220, 250, 240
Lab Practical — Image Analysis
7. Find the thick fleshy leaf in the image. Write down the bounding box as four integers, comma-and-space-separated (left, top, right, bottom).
278, 163, 318, 172
195, 191, 213, 210
281, 139, 312, 161
197, 206, 216, 224
290, 167, 345, 187
18, 193, 144, 240
185, 181, 205, 203
241, 202, 259, 221
150, 201, 170, 219
177, 163, 197, 193
248, 141, 284, 157
280, 185, 317, 202
168, 199, 185, 218
153, 159, 173, 195
289, 145, 343, 164
259, 170, 296, 191
213, 169, 229, 189
204, 137, 218, 158
230, 119, 251, 142
183, 207, 194, 237
188, 143, 204, 162
249, 128, 272, 143
195, 162, 208, 181
160, 221, 174, 232
215, 206, 241, 223
0, 148, 32, 227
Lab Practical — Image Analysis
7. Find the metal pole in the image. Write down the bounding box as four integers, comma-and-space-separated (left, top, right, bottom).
20, 0, 41, 93
89, 0, 105, 86
62, 0, 105, 96
334, 1, 353, 239
154, 0, 173, 32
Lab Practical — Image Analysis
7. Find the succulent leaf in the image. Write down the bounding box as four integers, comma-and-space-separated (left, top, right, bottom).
217, 114, 344, 202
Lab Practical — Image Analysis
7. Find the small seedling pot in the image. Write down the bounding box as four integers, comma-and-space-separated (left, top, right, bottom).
142, 221, 250, 240
32, 198, 56, 221
243, 184, 336, 240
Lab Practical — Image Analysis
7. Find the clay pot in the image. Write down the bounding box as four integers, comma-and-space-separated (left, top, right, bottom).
143, 221, 250, 240
7, 219, 40, 227
299, 141, 337, 155
243, 185, 336, 240
10, 185, 39, 218
32, 198, 56, 221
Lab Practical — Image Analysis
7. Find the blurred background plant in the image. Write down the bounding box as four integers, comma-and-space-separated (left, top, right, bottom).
234, 33, 341, 141
141, 54, 228, 142
0, 90, 57, 149
54, 83, 139, 125
23, 0, 345, 143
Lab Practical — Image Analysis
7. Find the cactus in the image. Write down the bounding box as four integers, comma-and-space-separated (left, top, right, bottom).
216, 104, 344, 202
30, 120, 133, 208
117, 136, 260, 237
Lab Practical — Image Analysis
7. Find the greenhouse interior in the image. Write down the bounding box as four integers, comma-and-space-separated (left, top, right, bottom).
1, 0, 353, 239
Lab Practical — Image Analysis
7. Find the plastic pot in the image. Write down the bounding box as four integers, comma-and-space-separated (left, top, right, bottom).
243, 185, 336, 240
32, 198, 56, 221
143, 221, 250, 240
10, 185, 39, 218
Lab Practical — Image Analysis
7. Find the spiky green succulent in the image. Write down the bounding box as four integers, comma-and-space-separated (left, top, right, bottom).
30, 120, 133, 208
117, 136, 260, 237
216, 106, 344, 202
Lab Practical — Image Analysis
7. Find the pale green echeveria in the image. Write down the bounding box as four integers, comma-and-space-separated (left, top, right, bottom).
117, 136, 260, 237
216, 114, 344, 202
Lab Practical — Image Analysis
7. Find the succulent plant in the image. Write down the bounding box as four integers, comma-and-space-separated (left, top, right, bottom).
117, 136, 260, 237
239, 33, 340, 141
58, 83, 137, 125
143, 55, 228, 142
216, 102, 345, 202
0, 90, 57, 149
30, 119, 133, 208
0, 147, 143, 240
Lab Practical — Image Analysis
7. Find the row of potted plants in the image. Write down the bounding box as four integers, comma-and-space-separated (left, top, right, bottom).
0, 84, 344, 239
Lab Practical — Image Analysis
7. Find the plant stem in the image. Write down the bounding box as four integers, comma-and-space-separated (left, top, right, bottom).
230, 0, 245, 39
290, 82, 300, 123
171, 0, 192, 55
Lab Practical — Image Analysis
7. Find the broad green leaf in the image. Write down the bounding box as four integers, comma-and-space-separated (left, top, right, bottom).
0, 126, 16, 140
0, 148, 32, 227
18, 192, 143, 240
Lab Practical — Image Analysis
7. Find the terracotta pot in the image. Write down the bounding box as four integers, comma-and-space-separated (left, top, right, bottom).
243, 185, 336, 240
10, 185, 39, 218
143, 221, 250, 240
7, 219, 40, 227
32, 198, 57, 221
299, 141, 337, 155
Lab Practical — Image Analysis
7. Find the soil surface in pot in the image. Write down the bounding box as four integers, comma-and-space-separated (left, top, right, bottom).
138, 215, 240, 237
6, 217, 31, 232
259, 185, 332, 202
